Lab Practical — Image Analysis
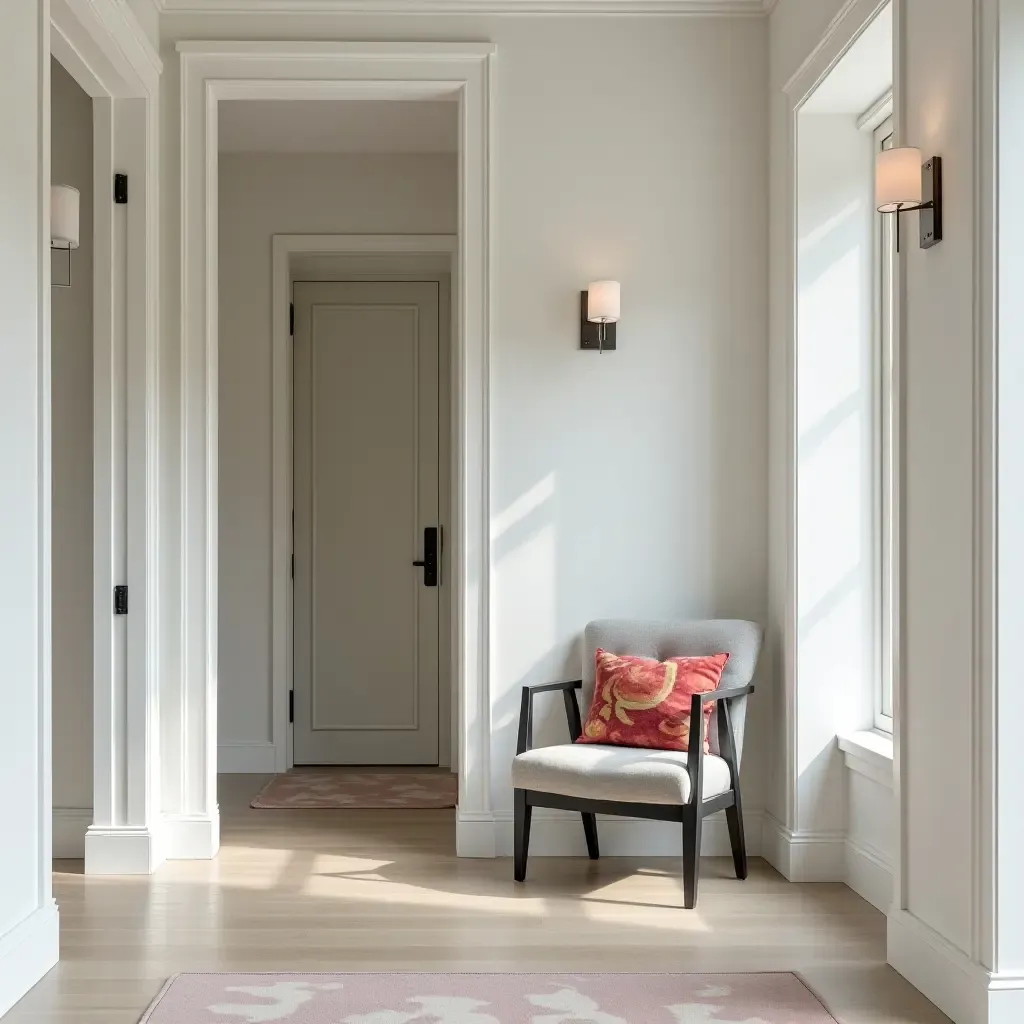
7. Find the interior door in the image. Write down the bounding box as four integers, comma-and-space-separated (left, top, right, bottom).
293, 281, 440, 765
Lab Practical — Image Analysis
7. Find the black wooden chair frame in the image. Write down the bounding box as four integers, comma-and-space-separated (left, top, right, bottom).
513, 679, 754, 908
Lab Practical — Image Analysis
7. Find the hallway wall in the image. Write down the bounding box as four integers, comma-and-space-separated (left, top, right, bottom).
0, 5, 60, 1015
50, 56, 94, 851
162, 12, 773, 856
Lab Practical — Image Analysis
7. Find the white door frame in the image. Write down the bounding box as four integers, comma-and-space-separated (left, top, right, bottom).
178, 42, 495, 857
272, 235, 457, 774
49, 0, 162, 873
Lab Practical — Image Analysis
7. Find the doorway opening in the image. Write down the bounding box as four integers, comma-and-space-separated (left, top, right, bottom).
179, 42, 494, 858
214, 97, 460, 818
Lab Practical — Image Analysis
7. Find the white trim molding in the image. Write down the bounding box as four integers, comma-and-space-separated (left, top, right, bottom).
53, 806, 93, 859
84, 825, 162, 874
51, 0, 164, 879
495, 809, 765, 859
177, 43, 494, 856
455, 809, 765, 859
760, 815, 846, 882
161, 811, 222, 860
52, 0, 161, 97
838, 730, 894, 789
888, 910, 1024, 1024
158, 0, 775, 14
218, 742, 278, 774
845, 835, 891, 915
0, 904, 59, 1019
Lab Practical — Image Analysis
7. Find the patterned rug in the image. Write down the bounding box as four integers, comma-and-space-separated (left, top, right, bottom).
139, 973, 838, 1023
250, 770, 458, 809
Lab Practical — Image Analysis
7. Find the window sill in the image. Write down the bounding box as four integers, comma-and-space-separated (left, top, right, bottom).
838, 730, 894, 790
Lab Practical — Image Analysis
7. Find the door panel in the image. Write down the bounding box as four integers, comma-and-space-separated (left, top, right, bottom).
293, 282, 440, 765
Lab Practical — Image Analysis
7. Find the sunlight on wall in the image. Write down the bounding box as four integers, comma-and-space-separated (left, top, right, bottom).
492, 474, 558, 702
795, 113, 876, 829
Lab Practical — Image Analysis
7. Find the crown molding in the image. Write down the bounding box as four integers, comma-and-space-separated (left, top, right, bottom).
157, 0, 773, 15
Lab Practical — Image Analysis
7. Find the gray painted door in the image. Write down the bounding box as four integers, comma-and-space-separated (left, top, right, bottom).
293, 281, 440, 764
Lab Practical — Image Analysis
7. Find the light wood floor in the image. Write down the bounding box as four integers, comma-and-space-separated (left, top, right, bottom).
6, 775, 949, 1024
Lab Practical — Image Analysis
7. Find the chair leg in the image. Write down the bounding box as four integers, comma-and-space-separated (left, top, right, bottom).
514, 789, 532, 882
725, 794, 748, 880
682, 805, 703, 909
581, 812, 600, 860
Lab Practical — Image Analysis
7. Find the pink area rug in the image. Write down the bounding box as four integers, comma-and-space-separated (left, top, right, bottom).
250, 770, 458, 809
140, 973, 838, 1024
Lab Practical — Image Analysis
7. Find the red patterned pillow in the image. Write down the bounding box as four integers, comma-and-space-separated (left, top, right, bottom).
577, 649, 730, 753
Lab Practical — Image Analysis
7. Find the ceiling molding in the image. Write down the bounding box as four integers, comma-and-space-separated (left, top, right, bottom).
157, 0, 772, 15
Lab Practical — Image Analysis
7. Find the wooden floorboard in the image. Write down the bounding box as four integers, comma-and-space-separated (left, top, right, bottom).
4, 775, 949, 1023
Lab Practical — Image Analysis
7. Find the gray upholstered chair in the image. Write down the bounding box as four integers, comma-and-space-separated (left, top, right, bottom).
511, 619, 763, 908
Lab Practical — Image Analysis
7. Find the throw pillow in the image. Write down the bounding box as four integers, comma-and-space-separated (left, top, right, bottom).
577, 648, 730, 753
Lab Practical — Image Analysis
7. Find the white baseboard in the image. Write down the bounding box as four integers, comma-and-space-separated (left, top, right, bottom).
760, 814, 845, 881
495, 809, 763, 858
456, 808, 762, 859
85, 825, 164, 874
844, 836, 892, 913
456, 811, 497, 857
161, 809, 221, 859
888, 909, 994, 1024
219, 742, 278, 773
0, 902, 59, 1018
53, 806, 92, 859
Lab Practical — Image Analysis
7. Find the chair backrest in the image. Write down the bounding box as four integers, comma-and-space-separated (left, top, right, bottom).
582, 619, 764, 761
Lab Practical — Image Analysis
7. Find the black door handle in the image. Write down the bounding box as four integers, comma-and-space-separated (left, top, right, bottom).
413, 526, 439, 587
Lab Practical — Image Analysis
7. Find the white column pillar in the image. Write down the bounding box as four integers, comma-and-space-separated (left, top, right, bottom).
85, 95, 162, 874
887, 2, 1024, 1021
160, 50, 220, 859
0, 0, 61, 1013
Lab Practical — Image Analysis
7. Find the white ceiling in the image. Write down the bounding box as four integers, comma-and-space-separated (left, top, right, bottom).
218, 99, 459, 155
802, 4, 892, 115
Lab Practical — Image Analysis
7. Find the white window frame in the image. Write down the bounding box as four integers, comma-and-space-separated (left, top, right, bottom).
874, 115, 896, 733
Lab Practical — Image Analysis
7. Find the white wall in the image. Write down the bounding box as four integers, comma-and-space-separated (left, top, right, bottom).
795, 112, 876, 839
164, 13, 771, 853
773, 0, 1024, 1019
766, 0, 851, 835
0, 0, 60, 1014
217, 152, 457, 770
50, 56, 94, 844
899, 0, 976, 957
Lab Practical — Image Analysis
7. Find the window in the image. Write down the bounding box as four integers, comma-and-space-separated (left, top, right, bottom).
875, 116, 896, 731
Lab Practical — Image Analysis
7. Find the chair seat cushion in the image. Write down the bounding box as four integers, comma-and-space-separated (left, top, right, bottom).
511, 743, 732, 806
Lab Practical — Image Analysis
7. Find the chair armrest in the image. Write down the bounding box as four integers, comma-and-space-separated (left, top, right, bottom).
696, 683, 755, 706
687, 684, 755, 796
523, 679, 584, 695
517, 680, 584, 754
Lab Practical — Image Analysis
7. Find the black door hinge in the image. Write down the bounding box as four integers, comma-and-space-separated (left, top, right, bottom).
113, 585, 128, 615
289, 302, 294, 336
114, 173, 128, 204
288, 690, 294, 724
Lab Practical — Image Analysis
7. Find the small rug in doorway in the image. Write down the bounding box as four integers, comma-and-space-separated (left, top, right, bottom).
139, 972, 839, 1024
250, 769, 458, 809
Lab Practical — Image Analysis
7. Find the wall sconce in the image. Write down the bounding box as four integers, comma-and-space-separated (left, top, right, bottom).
581, 280, 620, 353
51, 184, 80, 288
875, 147, 942, 251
